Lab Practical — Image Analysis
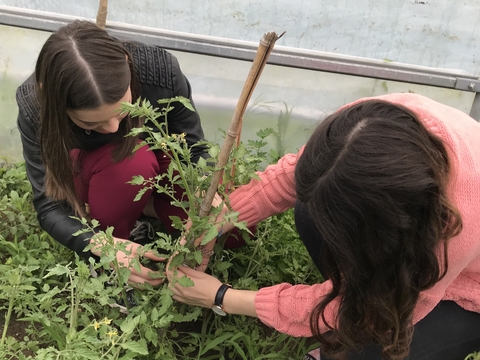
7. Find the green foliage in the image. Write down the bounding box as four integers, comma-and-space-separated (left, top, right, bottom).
0, 124, 324, 359
246, 97, 296, 162
0, 163, 39, 242
120, 97, 252, 266
3, 96, 477, 359
1, 111, 477, 359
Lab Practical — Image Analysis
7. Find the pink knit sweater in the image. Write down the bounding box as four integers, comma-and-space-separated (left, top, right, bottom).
229, 93, 480, 336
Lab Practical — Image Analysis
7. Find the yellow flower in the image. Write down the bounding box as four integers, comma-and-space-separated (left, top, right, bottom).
102, 317, 112, 325
106, 329, 118, 345
92, 321, 101, 331
106, 329, 118, 338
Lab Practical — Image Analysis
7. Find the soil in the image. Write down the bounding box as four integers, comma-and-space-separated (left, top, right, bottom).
0, 309, 35, 357
0, 309, 29, 341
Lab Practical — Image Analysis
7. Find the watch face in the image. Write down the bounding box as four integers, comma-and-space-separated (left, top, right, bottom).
211, 305, 227, 316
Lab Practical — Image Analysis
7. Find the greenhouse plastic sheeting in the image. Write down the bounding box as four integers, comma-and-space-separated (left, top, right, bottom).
0, 24, 475, 162
0, 0, 479, 75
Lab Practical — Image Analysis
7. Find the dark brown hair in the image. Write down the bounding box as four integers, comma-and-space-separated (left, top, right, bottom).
35, 20, 141, 214
295, 100, 462, 359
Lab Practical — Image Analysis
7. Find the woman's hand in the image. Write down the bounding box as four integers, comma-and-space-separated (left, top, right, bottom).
90, 236, 166, 287
166, 262, 222, 308
166, 260, 259, 317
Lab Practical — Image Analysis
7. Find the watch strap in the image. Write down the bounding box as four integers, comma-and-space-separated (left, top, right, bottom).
214, 284, 232, 307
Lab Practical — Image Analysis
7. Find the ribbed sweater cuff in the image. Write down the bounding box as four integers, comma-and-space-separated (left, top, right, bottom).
229, 189, 261, 226
254, 283, 291, 326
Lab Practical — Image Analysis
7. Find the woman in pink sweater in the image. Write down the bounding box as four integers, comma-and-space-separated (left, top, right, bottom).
167, 93, 480, 360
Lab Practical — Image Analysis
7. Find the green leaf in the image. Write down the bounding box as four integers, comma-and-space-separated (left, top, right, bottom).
256, 128, 274, 139
233, 221, 252, 234
144, 327, 157, 344
177, 275, 194, 287
156, 290, 173, 317
8, 271, 21, 285
17, 285, 37, 291
118, 267, 131, 285
151, 307, 159, 322
168, 253, 185, 269
197, 157, 207, 169
118, 351, 140, 360
120, 316, 140, 334
43, 264, 70, 278
177, 97, 195, 112
9, 190, 19, 201
128, 127, 145, 136
200, 332, 235, 355
121, 340, 148, 355
193, 250, 203, 265
131, 257, 142, 274
130, 175, 145, 185
200, 225, 219, 246
157, 314, 174, 327
176, 307, 202, 322
215, 261, 233, 272
169, 216, 184, 230
226, 334, 248, 360
76, 347, 100, 359
208, 145, 220, 158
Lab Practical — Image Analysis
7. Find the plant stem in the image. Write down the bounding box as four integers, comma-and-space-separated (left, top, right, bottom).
148, 178, 189, 215
0, 288, 16, 346
99, 333, 125, 360
200, 310, 209, 336
148, 100, 196, 209
113, 261, 129, 312
244, 222, 269, 278
169, 146, 195, 209
67, 272, 77, 341
106, 232, 129, 310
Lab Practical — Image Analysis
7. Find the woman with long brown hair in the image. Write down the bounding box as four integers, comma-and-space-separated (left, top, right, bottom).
17, 20, 209, 285
168, 93, 480, 359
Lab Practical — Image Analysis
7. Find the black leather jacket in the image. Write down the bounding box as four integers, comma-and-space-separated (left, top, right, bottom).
16, 42, 208, 259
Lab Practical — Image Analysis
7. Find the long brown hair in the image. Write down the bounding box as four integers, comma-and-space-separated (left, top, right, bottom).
35, 20, 141, 215
295, 100, 462, 359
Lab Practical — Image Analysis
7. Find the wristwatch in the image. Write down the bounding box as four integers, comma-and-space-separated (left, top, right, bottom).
211, 284, 232, 316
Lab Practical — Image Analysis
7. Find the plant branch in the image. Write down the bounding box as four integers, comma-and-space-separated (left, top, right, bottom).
0, 288, 15, 346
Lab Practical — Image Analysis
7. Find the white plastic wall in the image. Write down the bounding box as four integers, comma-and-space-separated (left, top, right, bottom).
1, 0, 479, 75
0, 24, 474, 162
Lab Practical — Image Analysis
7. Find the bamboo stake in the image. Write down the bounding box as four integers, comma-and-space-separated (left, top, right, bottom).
199, 31, 285, 217
225, 118, 243, 193
96, 0, 108, 29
